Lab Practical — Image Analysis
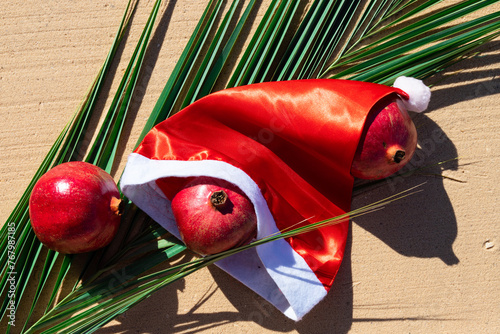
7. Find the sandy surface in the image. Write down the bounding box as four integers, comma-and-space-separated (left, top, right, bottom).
1, 1, 499, 333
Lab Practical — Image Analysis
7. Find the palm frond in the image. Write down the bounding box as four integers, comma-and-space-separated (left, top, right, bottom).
2, 0, 499, 332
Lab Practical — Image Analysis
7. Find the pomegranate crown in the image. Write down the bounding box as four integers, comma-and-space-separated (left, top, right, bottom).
393, 76, 431, 113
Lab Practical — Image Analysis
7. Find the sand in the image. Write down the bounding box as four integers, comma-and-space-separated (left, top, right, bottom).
1, 1, 499, 333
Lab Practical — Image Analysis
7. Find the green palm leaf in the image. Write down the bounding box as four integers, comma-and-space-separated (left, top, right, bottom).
2, 0, 499, 332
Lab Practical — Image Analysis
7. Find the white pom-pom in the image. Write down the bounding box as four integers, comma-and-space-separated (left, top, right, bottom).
393, 76, 431, 113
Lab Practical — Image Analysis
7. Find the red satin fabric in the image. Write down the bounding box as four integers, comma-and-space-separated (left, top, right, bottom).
135, 79, 407, 289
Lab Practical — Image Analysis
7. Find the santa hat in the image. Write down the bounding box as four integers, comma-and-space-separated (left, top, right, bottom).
120, 77, 430, 320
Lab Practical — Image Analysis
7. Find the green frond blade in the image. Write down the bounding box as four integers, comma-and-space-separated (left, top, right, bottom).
245, 1, 300, 84
329, 10, 500, 79
197, 0, 258, 97
182, 0, 243, 106
58, 0, 138, 164
136, 0, 223, 145
226, 0, 288, 87
44, 255, 72, 314
20, 250, 58, 332
334, 0, 498, 69
343, 16, 500, 83
98, 0, 163, 173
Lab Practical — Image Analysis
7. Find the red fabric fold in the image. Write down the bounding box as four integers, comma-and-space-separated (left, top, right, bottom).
134, 79, 406, 289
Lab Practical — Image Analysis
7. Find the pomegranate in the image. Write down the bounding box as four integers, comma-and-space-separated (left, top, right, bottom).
170, 177, 257, 255
29, 161, 122, 254
350, 98, 417, 180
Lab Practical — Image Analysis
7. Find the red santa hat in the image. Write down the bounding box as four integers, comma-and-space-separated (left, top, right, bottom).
120, 77, 430, 320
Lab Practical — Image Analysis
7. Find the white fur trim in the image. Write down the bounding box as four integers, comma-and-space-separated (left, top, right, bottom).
120, 152, 328, 321
393, 76, 431, 113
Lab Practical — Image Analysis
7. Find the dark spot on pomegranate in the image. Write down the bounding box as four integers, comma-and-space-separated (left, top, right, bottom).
393, 150, 406, 163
